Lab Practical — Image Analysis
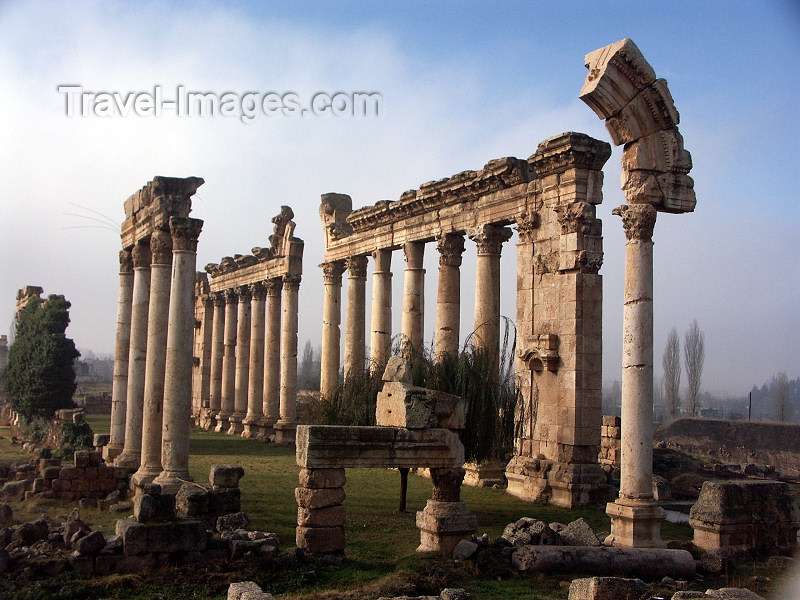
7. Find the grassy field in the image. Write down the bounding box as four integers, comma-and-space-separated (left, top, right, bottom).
0, 415, 778, 600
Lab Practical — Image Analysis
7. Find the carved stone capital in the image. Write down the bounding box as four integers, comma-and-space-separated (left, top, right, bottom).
467, 224, 513, 255
613, 203, 657, 241
237, 285, 252, 303
119, 249, 133, 274
131, 242, 151, 269
554, 201, 595, 235
431, 467, 465, 502
321, 261, 345, 285
515, 212, 539, 244
265, 278, 283, 297
346, 255, 368, 278
169, 216, 203, 251
150, 228, 173, 265
283, 274, 301, 290
249, 281, 267, 300
212, 291, 226, 307
403, 241, 425, 269
436, 234, 465, 267
224, 288, 239, 303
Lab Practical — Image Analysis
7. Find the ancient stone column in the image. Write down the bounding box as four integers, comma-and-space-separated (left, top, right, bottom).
215, 288, 238, 432
243, 281, 266, 438
228, 285, 252, 435
434, 234, 465, 361
401, 241, 425, 351
154, 216, 203, 493
133, 229, 173, 486
468, 225, 512, 373
208, 292, 225, 423
106, 248, 133, 462
116, 241, 151, 470
369, 248, 392, 374
275, 274, 300, 444
262, 278, 283, 429
343, 255, 368, 376
320, 261, 345, 397
606, 203, 665, 548
196, 291, 213, 417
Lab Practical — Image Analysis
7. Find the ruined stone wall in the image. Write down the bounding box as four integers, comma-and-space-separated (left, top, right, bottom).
598, 415, 621, 470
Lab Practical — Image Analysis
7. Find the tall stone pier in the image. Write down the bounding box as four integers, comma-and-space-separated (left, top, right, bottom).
580, 38, 696, 546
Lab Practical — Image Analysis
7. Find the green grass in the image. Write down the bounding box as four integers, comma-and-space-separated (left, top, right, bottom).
0, 419, 763, 600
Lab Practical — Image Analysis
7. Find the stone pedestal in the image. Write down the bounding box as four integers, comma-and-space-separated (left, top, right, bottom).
343, 256, 367, 376
369, 248, 392, 374
262, 278, 282, 430
116, 242, 151, 471
606, 203, 663, 548
154, 217, 202, 493
243, 282, 266, 439
107, 249, 133, 462
320, 261, 344, 397
416, 467, 477, 557
215, 289, 237, 433
133, 230, 173, 486
295, 468, 346, 558
401, 241, 425, 350
434, 234, 464, 360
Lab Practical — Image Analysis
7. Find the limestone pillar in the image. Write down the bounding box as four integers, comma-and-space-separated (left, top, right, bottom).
468, 225, 512, 372
106, 248, 133, 461
434, 234, 465, 361
369, 248, 392, 374
243, 281, 266, 438
343, 255, 367, 376
262, 278, 283, 428
196, 292, 213, 416
320, 261, 345, 397
208, 292, 225, 422
116, 241, 151, 470
228, 286, 251, 435
154, 216, 203, 493
215, 288, 238, 432
606, 203, 665, 548
275, 274, 300, 444
401, 241, 425, 351
133, 229, 173, 486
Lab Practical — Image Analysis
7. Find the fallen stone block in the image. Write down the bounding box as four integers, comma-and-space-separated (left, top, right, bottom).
567, 576, 647, 600
227, 580, 275, 600
115, 518, 206, 555
217, 512, 249, 533
560, 518, 601, 546
176, 484, 210, 517
73, 530, 106, 554
210, 465, 245, 489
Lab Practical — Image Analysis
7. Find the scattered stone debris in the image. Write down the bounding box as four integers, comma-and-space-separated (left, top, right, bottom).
227, 580, 275, 600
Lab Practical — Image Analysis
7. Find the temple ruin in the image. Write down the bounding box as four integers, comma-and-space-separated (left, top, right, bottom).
105, 176, 204, 494
192, 206, 304, 445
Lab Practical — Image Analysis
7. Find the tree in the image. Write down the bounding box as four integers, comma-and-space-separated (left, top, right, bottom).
774, 372, 790, 422
297, 340, 321, 391
3, 295, 80, 427
684, 319, 705, 417
662, 327, 681, 419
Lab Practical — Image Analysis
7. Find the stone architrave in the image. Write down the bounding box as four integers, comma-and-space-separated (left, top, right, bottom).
215, 288, 238, 432
228, 286, 252, 435
343, 255, 367, 376
133, 229, 173, 486
369, 248, 392, 373
320, 261, 345, 397
262, 278, 283, 429
106, 248, 133, 461
468, 224, 512, 372
401, 241, 425, 351
208, 292, 226, 420
275, 274, 300, 444
605, 203, 665, 548
243, 281, 266, 438
154, 216, 203, 493
434, 234, 465, 361
116, 241, 152, 471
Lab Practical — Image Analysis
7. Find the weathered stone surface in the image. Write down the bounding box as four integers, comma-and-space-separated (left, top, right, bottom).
210, 465, 245, 488
296, 425, 464, 469
375, 382, 467, 430
502, 518, 561, 547
431, 468, 465, 502
513, 546, 696, 579
134, 491, 176, 523
452, 539, 478, 560
176, 484, 210, 516
228, 581, 276, 600
295, 487, 345, 509
298, 468, 346, 489
73, 530, 106, 554
8, 519, 49, 549
560, 518, 601, 547
208, 487, 241, 514
217, 511, 249, 532
382, 356, 412, 384
568, 576, 647, 600
296, 525, 345, 554
115, 518, 206, 555
0, 503, 12, 525
298, 505, 347, 528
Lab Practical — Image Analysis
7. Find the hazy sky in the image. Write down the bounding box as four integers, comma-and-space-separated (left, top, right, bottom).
1, 1, 798, 397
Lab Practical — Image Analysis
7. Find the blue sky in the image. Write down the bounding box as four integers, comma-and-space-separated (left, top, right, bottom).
1, 0, 798, 396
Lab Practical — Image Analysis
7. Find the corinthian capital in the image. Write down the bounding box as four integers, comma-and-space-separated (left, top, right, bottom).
612, 204, 657, 241
119, 249, 133, 274
321, 260, 345, 284
467, 224, 512, 255
169, 216, 203, 251
436, 234, 465, 267
346, 255, 368, 278
149, 228, 173, 265
131, 242, 151, 268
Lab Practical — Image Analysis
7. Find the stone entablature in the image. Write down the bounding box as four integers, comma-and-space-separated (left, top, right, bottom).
193, 206, 304, 445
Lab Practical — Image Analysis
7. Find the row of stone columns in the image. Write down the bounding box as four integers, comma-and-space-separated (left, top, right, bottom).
319, 225, 512, 396
106, 217, 203, 493
200, 275, 300, 444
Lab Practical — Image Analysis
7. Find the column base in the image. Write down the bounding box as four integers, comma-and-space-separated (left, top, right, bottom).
153, 470, 194, 495
198, 408, 219, 430
415, 500, 477, 558
605, 499, 666, 548
273, 421, 297, 445
505, 456, 610, 508
214, 412, 231, 433
114, 450, 141, 472
102, 444, 124, 463
227, 413, 245, 435
242, 416, 263, 439
130, 467, 161, 489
